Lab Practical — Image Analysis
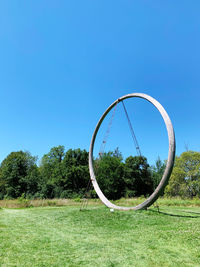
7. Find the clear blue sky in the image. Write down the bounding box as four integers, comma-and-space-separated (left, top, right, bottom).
0, 1, 199, 165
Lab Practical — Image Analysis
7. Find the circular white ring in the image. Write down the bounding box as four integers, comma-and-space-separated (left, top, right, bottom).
89, 93, 176, 210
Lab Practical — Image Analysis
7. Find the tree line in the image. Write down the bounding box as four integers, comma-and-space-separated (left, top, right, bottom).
0, 145, 199, 200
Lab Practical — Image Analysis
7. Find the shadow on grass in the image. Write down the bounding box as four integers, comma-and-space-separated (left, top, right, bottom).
148, 208, 200, 218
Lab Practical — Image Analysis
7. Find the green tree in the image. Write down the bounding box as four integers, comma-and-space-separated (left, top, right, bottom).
61, 149, 89, 197
0, 151, 39, 199
39, 146, 65, 198
165, 151, 200, 197
124, 156, 153, 197
39, 147, 90, 198
151, 157, 166, 190
95, 151, 124, 200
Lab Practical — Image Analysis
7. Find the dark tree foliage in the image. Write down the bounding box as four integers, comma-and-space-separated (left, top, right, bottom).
124, 156, 153, 197
150, 157, 166, 191
0, 151, 39, 199
61, 148, 89, 197
39, 147, 89, 198
39, 146, 65, 198
95, 151, 154, 199
95, 150, 124, 200
0, 146, 172, 200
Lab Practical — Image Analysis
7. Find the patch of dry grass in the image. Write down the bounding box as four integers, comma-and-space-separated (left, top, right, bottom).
115, 196, 200, 207
0, 197, 200, 209
0, 198, 102, 208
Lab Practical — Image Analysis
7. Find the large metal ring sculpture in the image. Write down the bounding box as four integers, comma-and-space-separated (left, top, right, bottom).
89, 93, 176, 210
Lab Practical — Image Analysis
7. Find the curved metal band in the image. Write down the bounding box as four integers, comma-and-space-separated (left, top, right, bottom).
89, 93, 176, 210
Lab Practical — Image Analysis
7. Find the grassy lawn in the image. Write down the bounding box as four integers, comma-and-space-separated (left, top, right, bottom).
0, 202, 200, 266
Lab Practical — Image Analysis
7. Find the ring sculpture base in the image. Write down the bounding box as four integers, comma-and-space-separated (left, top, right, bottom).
89, 93, 176, 211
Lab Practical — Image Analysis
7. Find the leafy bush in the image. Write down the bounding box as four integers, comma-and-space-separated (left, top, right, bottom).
17, 193, 32, 208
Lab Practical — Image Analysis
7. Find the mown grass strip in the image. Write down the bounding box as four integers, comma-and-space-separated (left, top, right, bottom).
0, 204, 200, 266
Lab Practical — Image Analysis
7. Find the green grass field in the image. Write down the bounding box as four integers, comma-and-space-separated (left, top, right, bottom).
0, 200, 200, 266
